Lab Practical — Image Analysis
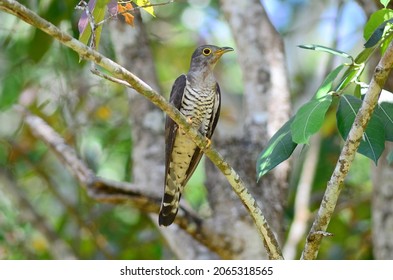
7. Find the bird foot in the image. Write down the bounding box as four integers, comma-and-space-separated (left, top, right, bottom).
204, 137, 211, 149
186, 116, 193, 124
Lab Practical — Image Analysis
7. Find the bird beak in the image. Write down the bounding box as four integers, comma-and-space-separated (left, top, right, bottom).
214, 47, 234, 57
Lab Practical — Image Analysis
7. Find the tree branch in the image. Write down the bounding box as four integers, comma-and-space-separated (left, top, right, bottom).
301, 40, 393, 259
220, 0, 291, 246
0, 0, 283, 258
18, 107, 236, 257
283, 135, 320, 259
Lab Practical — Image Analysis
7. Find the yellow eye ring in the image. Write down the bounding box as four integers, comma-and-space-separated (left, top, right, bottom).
202, 48, 212, 56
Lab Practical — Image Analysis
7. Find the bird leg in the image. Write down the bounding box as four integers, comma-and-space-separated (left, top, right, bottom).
204, 137, 212, 149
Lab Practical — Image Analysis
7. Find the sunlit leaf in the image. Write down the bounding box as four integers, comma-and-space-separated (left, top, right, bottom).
78, 0, 96, 45
381, 28, 393, 54
135, 0, 156, 17
298, 44, 353, 61
364, 9, 393, 48
256, 118, 297, 181
336, 65, 365, 92
291, 95, 333, 144
315, 64, 344, 98
354, 47, 376, 64
364, 9, 393, 40
78, 0, 110, 49
337, 95, 385, 164
381, 0, 391, 8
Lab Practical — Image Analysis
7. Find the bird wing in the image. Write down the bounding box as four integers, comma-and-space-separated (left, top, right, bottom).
209, 82, 222, 138
165, 77, 221, 187
180, 82, 221, 186
165, 74, 187, 179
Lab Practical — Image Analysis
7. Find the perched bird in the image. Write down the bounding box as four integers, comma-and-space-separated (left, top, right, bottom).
159, 45, 234, 226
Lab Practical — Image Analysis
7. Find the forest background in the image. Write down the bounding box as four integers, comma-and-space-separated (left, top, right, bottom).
0, 0, 392, 260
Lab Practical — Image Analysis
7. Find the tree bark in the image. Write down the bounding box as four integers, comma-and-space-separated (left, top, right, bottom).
372, 143, 393, 259
357, 0, 393, 260
0, 0, 290, 259
206, 0, 291, 258
108, 11, 218, 259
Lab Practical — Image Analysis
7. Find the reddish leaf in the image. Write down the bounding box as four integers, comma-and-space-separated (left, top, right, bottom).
118, 3, 135, 26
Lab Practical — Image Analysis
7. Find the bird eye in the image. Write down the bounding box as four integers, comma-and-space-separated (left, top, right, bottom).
202, 48, 212, 56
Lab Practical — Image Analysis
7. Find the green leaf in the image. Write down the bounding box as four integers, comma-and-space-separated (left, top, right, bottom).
135, 0, 156, 17
364, 20, 393, 48
374, 101, 393, 141
381, 27, 393, 54
336, 95, 385, 164
298, 44, 353, 61
291, 95, 333, 144
381, 0, 391, 8
364, 9, 393, 40
354, 46, 377, 64
336, 68, 363, 92
315, 64, 344, 98
256, 118, 297, 181
364, 9, 393, 48
79, 0, 110, 49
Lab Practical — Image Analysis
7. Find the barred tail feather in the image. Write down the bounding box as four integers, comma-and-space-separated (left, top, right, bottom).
159, 175, 182, 226
158, 194, 180, 226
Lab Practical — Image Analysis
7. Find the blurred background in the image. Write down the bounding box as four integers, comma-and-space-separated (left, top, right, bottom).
0, 0, 388, 259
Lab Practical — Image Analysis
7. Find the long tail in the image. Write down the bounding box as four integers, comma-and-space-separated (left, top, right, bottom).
159, 175, 182, 226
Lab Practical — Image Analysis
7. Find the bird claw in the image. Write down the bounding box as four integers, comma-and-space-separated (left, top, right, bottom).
205, 137, 211, 149
186, 116, 193, 124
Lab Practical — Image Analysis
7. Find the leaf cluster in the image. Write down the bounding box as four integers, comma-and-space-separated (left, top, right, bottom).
257, 6, 393, 180
78, 0, 156, 50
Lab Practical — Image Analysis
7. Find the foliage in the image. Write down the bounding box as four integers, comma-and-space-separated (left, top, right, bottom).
78, 0, 156, 49
336, 95, 385, 164
257, 6, 393, 180
1, 0, 391, 260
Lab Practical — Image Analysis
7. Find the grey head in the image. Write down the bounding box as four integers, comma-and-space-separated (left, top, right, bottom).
187, 45, 234, 83
190, 45, 234, 70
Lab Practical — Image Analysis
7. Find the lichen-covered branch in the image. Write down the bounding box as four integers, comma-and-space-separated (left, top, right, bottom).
0, 0, 282, 259
19, 107, 236, 259
301, 40, 393, 259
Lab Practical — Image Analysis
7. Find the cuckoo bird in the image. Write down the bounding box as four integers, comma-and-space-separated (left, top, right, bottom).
159, 45, 234, 226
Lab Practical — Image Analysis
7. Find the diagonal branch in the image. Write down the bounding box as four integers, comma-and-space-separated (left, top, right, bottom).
0, 0, 282, 259
301, 40, 393, 259
18, 106, 236, 259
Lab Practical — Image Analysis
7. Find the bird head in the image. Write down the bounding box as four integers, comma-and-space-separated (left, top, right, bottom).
189, 45, 234, 71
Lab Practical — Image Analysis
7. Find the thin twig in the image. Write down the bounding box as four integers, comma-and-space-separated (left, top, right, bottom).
301, 39, 393, 260
97, 0, 175, 26
283, 135, 320, 259
0, 0, 283, 259
76, 0, 97, 49
91, 67, 132, 87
